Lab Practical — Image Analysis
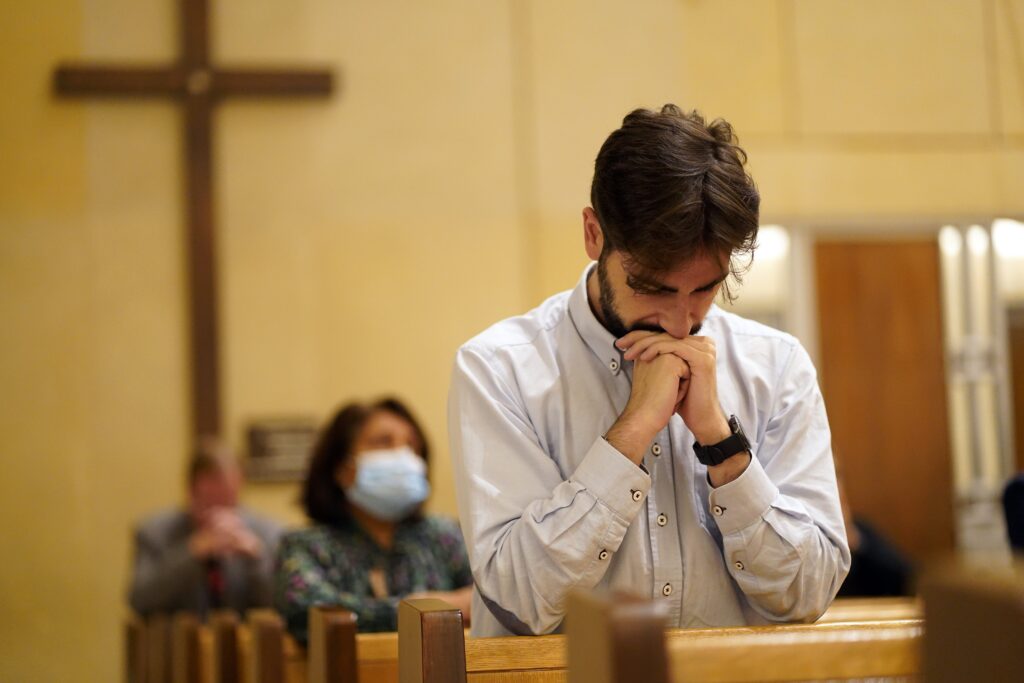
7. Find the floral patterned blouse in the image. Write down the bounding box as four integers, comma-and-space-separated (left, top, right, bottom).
274, 515, 473, 643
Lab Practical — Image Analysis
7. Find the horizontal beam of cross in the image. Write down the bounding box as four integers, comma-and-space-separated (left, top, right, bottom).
55, 65, 333, 98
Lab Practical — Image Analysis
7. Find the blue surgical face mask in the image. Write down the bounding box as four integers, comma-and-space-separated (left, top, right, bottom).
344, 446, 430, 522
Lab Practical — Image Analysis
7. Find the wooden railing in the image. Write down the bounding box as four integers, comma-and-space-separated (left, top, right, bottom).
123, 595, 926, 683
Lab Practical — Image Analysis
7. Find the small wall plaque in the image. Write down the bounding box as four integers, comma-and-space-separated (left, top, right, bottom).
246, 418, 319, 482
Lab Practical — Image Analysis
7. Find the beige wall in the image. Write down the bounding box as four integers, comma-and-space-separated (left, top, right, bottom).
1, 1, 1022, 680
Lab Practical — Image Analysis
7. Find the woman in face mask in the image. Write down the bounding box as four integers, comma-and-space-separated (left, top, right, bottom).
274, 397, 474, 643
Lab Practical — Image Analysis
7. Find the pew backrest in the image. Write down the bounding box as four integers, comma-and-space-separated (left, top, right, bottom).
245, 610, 286, 683
400, 597, 658, 683
398, 599, 467, 683
566, 591, 923, 683
209, 610, 241, 683
125, 614, 146, 683
462, 635, 565, 681
566, 590, 670, 683
147, 614, 173, 683
309, 606, 359, 683
171, 613, 202, 683
922, 563, 1024, 683
665, 619, 922, 682
353, 631, 400, 683
282, 607, 400, 683
816, 596, 920, 623
401, 594, 926, 683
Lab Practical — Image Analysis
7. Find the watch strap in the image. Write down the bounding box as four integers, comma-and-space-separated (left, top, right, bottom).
692, 415, 751, 466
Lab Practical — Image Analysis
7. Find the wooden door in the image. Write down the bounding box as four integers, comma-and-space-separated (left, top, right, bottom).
815, 239, 955, 563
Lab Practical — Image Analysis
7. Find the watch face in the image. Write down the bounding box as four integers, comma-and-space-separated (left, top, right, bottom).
729, 415, 751, 445
728, 415, 741, 435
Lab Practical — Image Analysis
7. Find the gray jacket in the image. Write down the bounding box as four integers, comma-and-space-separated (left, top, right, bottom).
128, 507, 283, 616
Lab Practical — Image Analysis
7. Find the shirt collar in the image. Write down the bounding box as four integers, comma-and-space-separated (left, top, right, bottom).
568, 262, 626, 377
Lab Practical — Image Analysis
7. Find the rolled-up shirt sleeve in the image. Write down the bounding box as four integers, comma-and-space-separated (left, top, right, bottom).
448, 346, 649, 635
708, 342, 851, 622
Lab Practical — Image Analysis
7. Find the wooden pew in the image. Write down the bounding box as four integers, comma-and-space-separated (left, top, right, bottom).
399, 599, 466, 683
146, 614, 174, 683
239, 610, 288, 683
125, 614, 146, 683
168, 611, 240, 683
208, 611, 242, 683
399, 597, 926, 683
305, 606, 358, 679
283, 607, 403, 683
308, 606, 358, 683
124, 613, 191, 683
291, 596, 919, 683
132, 601, 912, 683
566, 592, 671, 682
566, 591, 923, 683
922, 562, 1024, 683
132, 609, 295, 683
190, 608, 345, 683
817, 595, 920, 623
171, 613, 202, 683
662, 620, 922, 682
127, 599, 917, 681
348, 631, 400, 683
398, 599, 586, 682
188, 610, 301, 683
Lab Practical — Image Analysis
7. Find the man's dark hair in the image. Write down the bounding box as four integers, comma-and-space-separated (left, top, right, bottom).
301, 397, 430, 526
590, 104, 760, 301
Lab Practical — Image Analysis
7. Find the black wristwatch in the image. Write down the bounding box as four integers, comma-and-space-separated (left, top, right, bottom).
692, 415, 751, 466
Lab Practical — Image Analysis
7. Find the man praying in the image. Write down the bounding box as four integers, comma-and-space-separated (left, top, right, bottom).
128, 439, 282, 617
448, 104, 849, 637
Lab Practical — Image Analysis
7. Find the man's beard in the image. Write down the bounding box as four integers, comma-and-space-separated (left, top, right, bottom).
596, 256, 702, 339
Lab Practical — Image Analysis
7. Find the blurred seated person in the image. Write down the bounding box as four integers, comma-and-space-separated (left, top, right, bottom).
128, 439, 283, 617
1004, 473, 1024, 552
836, 466, 914, 597
275, 397, 473, 643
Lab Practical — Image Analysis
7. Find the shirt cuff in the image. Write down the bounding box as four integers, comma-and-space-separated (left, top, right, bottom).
570, 437, 651, 521
707, 454, 779, 535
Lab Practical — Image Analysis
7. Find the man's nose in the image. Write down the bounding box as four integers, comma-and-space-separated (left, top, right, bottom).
659, 306, 693, 339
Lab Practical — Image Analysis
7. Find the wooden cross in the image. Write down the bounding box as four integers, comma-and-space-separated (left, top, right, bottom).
53, 0, 334, 437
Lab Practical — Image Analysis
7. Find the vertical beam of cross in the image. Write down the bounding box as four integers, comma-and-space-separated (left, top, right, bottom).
53, 0, 335, 437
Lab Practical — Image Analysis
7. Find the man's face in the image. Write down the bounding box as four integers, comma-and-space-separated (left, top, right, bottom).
189, 468, 240, 522
593, 248, 727, 340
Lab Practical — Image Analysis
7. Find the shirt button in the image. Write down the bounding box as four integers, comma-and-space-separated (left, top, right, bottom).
599, 549, 609, 561
657, 513, 668, 527
662, 583, 673, 596
712, 505, 724, 516
651, 443, 662, 456
734, 561, 745, 571
609, 359, 619, 372
631, 489, 642, 502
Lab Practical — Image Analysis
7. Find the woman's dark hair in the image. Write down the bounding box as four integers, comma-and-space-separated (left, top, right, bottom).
301, 397, 430, 526
591, 104, 760, 301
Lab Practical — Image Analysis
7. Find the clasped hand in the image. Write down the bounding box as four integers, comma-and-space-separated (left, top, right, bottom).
189, 507, 264, 560
613, 331, 731, 453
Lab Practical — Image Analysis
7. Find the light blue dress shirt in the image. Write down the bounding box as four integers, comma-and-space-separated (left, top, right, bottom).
448, 264, 850, 637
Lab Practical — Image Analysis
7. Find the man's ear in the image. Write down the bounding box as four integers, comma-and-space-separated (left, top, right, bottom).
582, 207, 604, 261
